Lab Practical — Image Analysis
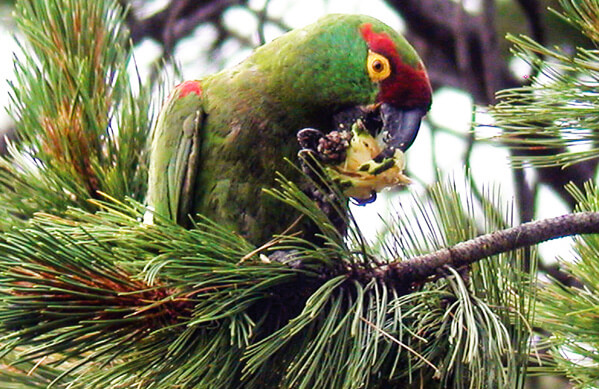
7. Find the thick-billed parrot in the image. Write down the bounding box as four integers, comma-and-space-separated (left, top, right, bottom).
146, 14, 432, 244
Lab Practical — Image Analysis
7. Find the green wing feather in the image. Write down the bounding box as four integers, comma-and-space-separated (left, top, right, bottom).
146, 81, 204, 224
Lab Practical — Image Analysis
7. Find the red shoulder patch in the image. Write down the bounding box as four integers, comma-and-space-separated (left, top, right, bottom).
360, 24, 431, 109
175, 80, 203, 98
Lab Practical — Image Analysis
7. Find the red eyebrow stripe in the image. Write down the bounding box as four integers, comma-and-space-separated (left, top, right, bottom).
359, 23, 400, 62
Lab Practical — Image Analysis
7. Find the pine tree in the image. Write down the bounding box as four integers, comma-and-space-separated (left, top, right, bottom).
1, 0, 598, 388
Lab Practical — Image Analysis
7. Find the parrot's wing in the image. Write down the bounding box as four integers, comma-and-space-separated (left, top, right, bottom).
146, 81, 204, 225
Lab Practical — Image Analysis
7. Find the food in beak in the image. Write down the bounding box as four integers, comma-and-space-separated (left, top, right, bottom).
297, 103, 424, 204
325, 117, 410, 202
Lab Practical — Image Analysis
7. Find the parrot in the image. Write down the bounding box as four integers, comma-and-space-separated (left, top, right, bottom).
146, 14, 432, 245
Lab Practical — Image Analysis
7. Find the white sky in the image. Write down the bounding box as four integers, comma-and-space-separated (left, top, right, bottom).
0, 22, 17, 128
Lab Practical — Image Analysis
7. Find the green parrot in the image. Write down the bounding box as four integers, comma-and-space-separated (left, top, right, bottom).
146, 14, 432, 245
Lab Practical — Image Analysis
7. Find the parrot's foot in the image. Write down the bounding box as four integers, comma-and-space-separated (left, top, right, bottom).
297, 128, 352, 165
297, 128, 350, 217
304, 184, 348, 235
295, 108, 411, 238
294, 141, 350, 236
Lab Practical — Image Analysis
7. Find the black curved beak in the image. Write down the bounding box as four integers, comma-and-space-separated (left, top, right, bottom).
375, 104, 427, 161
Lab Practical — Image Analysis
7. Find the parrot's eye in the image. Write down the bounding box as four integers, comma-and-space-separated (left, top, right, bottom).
367, 50, 391, 82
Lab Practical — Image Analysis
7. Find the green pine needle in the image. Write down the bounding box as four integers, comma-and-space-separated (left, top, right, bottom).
535, 182, 599, 387
0, 179, 536, 388
2, 0, 152, 224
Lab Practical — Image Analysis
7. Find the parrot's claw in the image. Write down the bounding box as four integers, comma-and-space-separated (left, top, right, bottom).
350, 191, 377, 206
297, 128, 324, 150
297, 148, 320, 175
297, 148, 317, 159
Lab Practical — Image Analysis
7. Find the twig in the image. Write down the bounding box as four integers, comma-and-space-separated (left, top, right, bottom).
124, 0, 242, 49
255, 0, 271, 46
238, 216, 304, 264
515, 0, 545, 44
374, 211, 599, 285
480, 0, 501, 102
163, 0, 192, 56
361, 317, 440, 375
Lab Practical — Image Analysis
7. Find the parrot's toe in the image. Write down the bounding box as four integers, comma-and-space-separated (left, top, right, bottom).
297, 128, 324, 150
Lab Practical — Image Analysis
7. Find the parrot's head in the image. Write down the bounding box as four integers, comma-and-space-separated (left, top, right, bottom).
352, 19, 432, 156
259, 14, 432, 157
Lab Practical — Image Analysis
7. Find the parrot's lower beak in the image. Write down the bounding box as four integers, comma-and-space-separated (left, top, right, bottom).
374, 104, 427, 161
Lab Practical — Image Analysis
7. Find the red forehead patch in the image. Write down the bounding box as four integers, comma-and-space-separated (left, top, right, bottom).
359, 24, 431, 109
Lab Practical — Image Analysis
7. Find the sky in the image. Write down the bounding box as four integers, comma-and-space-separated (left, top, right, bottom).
0, 7, 17, 129
0, 0, 575, 261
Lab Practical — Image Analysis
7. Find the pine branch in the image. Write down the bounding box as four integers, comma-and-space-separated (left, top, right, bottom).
491, 0, 599, 171
534, 183, 599, 385
0, 177, 535, 387
374, 211, 599, 285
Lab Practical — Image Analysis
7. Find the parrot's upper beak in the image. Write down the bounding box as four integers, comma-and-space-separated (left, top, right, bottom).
374, 104, 427, 161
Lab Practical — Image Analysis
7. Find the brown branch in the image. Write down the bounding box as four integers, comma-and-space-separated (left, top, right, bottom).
385, 0, 517, 104
123, 0, 243, 47
374, 212, 599, 285
515, 0, 545, 44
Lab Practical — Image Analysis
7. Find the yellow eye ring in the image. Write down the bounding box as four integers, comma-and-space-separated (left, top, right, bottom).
367, 50, 391, 82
